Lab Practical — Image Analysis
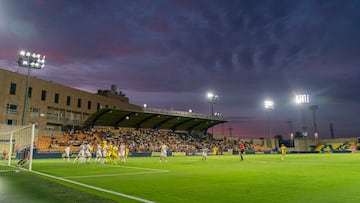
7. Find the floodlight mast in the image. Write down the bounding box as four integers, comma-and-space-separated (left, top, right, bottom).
310, 105, 319, 142
287, 120, 294, 147
207, 92, 219, 135
295, 94, 309, 137
18, 50, 46, 125
264, 100, 274, 150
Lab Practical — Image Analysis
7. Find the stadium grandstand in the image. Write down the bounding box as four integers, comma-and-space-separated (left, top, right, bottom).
1, 67, 359, 161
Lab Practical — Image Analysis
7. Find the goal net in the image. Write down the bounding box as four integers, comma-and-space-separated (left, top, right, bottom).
0, 124, 36, 172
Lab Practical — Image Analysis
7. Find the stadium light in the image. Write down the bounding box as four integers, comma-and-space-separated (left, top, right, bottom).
207, 92, 219, 135
310, 105, 319, 142
18, 50, 45, 69
288, 120, 294, 147
264, 100, 274, 150
295, 94, 309, 137
264, 100, 274, 110
295, 94, 309, 104
207, 92, 219, 116
18, 50, 46, 125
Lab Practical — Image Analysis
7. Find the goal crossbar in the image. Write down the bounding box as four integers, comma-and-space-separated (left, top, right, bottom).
0, 124, 35, 171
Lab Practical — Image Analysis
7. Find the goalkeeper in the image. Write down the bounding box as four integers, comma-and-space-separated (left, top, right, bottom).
16, 147, 30, 168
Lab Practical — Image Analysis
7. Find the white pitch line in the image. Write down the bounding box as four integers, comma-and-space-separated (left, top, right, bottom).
63, 170, 168, 179
30, 170, 156, 203
250, 160, 360, 167
104, 164, 169, 172
0, 170, 14, 173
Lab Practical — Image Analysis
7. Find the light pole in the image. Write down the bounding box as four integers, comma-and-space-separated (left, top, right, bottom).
264, 100, 274, 150
207, 92, 218, 116
288, 120, 294, 147
295, 94, 310, 137
207, 92, 219, 135
309, 105, 319, 142
18, 50, 46, 125
228, 127, 232, 137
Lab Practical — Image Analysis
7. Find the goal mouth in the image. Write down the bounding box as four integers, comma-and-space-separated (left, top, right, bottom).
0, 124, 36, 172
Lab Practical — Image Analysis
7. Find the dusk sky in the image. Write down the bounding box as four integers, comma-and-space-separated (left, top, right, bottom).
0, 0, 359, 139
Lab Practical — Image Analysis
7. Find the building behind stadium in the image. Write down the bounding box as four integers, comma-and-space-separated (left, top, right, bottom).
0, 68, 141, 135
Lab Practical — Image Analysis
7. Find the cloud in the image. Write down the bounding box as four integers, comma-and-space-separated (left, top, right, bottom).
1, 0, 360, 137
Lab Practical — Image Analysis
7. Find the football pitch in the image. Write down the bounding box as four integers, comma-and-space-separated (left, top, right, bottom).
1, 153, 360, 203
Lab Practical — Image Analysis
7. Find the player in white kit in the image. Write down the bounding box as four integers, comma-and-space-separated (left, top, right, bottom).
119, 143, 126, 163
202, 146, 209, 160
85, 143, 92, 164
63, 145, 71, 163
95, 142, 102, 163
160, 143, 168, 163
100, 140, 108, 165
74, 142, 85, 164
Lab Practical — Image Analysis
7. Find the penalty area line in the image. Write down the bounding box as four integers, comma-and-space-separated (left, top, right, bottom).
30, 170, 156, 203
63, 170, 168, 179
105, 164, 169, 172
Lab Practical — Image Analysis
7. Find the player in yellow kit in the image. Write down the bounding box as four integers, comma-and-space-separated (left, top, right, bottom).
281, 144, 286, 160
111, 144, 119, 164
106, 142, 113, 163
125, 147, 129, 158
212, 146, 218, 156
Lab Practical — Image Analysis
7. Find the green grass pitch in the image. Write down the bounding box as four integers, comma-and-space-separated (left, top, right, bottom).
1, 153, 360, 203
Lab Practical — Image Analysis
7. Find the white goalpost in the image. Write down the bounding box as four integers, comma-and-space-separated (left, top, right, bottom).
0, 124, 36, 172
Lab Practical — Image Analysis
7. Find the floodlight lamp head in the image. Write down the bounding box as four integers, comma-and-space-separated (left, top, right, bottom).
207, 92, 219, 102
18, 50, 46, 69
264, 100, 274, 109
295, 94, 309, 104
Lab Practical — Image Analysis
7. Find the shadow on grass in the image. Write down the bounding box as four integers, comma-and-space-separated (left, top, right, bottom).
0, 171, 117, 203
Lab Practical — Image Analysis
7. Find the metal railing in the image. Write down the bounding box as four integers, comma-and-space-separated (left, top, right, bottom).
142, 107, 228, 121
